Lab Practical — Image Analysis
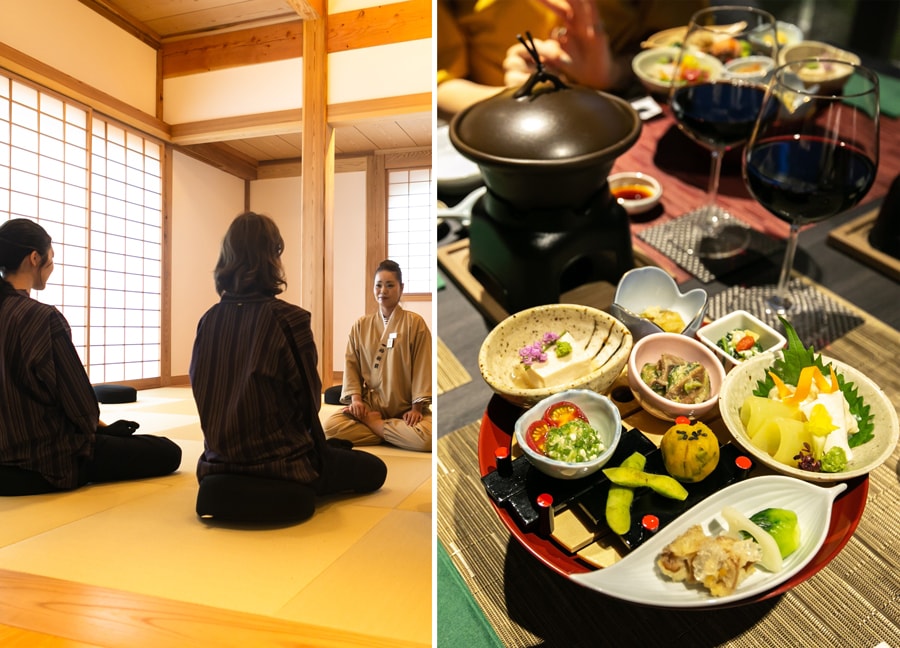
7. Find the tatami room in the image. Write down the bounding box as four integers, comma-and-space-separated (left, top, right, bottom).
0, 1, 432, 646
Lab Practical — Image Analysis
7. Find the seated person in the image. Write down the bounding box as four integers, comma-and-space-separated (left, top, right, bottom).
0, 218, 181, 496
438, 0, 706, 116
324, 260, 432, 453
190, 212, 387, 523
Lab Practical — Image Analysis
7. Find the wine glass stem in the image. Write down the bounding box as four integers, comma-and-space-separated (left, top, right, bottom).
775, 221, 801, 305
704, 148, 725, 226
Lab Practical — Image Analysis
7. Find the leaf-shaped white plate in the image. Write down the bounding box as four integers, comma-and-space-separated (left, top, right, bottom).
570, 475, 846, 607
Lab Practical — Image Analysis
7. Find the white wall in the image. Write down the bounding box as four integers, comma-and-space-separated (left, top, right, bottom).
0, 0, 157, 115
170, 151, 246, 377
249, 177, 303, 309
250, 171, 368, 372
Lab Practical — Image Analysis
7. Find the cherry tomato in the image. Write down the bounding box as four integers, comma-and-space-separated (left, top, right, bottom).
527, 420, 552, 453
735, 335, 757, 352
543, 401, 587, 428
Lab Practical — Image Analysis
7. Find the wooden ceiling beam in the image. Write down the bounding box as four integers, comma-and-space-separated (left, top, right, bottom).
176, 142, 259, 181
161, 0, 430, 78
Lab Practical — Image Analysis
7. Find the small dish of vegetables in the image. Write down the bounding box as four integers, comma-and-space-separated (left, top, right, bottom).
697, 310, 786, 369
514, 389, 622, 480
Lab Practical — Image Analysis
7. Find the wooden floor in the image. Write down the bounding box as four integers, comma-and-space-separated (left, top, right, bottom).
0, 388, 432, 648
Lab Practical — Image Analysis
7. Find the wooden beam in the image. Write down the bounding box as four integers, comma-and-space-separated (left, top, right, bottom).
169, 109, 303, 145
366, 153, 387, 317
176, 143, 259, 181
328, 93, 432, 124
161, 145, 174, 383
161, 0, 430, 78
327, 0, 431, 51
284, 0, 325, 20
161, 22, 302, 79
300, 16, 334, 384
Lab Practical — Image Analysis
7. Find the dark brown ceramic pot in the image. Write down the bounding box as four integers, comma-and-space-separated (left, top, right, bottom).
449, 74, 642, 212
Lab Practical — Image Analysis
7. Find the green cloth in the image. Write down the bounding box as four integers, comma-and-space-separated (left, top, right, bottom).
844, 70, 900, 118
437, 541, 504, 648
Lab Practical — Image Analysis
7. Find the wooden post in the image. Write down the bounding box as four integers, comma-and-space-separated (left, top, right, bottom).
301, 12, 334, 387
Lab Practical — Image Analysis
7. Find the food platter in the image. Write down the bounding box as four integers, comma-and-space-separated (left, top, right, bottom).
478, 393, 869, 607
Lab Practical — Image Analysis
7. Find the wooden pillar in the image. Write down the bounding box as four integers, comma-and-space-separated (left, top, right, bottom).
301, 11, 334, 386
365, 153, 387, 316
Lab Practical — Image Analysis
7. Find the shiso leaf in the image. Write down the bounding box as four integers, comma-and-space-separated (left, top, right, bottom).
752, 317, 874, 448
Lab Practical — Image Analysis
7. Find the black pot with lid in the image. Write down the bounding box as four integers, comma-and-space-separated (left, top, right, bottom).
449, 47, 642, 213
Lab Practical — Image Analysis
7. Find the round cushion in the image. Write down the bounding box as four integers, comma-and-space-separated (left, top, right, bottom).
94, 384, 137, 404
196, 473, 316, 524
323, 385, 343, 405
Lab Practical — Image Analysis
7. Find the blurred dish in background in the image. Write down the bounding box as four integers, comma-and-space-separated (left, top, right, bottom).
436, 123, 482, 194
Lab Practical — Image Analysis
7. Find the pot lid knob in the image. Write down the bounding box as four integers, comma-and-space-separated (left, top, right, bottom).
513, 31, 568, 100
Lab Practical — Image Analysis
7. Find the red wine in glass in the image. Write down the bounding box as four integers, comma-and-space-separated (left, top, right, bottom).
742, 59, 880, 317
745, 136, 876, 223
667, 5, 779, 260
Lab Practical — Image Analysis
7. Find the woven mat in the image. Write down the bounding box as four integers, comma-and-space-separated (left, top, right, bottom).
437, 337, 471, 395
638, 208, 782, 283
438, 419, 900, 648
707, 277, 866, 349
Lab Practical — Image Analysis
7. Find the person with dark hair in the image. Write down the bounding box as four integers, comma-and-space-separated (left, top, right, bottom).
324, 259, 432, 452
0, 218, 182, 496
189, 211, 387, 524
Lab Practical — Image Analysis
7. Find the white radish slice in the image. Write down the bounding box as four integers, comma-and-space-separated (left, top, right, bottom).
721, 505, 783, 573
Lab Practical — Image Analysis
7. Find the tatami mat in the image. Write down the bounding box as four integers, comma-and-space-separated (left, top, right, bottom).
0, 387, 432, 646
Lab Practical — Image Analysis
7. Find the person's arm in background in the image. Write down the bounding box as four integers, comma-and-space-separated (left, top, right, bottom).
437, 0, 505, 118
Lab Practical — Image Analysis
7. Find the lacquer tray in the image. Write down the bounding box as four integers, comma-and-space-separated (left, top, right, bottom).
477, 394, 868, 608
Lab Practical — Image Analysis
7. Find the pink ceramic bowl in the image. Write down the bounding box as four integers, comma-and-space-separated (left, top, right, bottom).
627, 332, 726, 421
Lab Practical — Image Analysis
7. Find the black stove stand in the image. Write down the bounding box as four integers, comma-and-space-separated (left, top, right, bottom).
468, 187, 635, 314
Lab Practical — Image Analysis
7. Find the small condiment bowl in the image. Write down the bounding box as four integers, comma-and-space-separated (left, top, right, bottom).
608, 172, 662, 215
514, 389, 622, 480
696, 310, 787, 370
609, 266, 708, 340
627, 332, 726, 421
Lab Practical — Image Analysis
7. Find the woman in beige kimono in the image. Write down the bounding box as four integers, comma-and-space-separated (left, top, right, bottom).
324, 260, 432, 452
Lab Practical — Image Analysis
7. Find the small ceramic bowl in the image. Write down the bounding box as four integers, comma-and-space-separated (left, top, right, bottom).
608, 172, 662, 215
627, 332, 726, 421
748, 20, 804, 49
777, 42, 861, 92
478, 304, 633, 408
723, 55, 775, 82
514, 389, 622, 480
696, 310, 787, 370
640, 26, 687, 49
720, 353, 899, 482
609, 266, 708, 340
631, 46, 724, 97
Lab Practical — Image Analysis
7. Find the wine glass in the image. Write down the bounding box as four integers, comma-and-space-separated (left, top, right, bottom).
668, 6, 779, 259
743, 59, 880, 316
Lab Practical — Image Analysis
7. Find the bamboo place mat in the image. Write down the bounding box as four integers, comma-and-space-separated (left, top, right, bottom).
437, 302, 900, 647
828, 205, 900, 282
437, 337, 472, 395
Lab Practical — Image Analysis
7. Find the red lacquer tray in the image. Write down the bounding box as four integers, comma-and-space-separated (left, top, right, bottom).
477, 394, 868, 607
